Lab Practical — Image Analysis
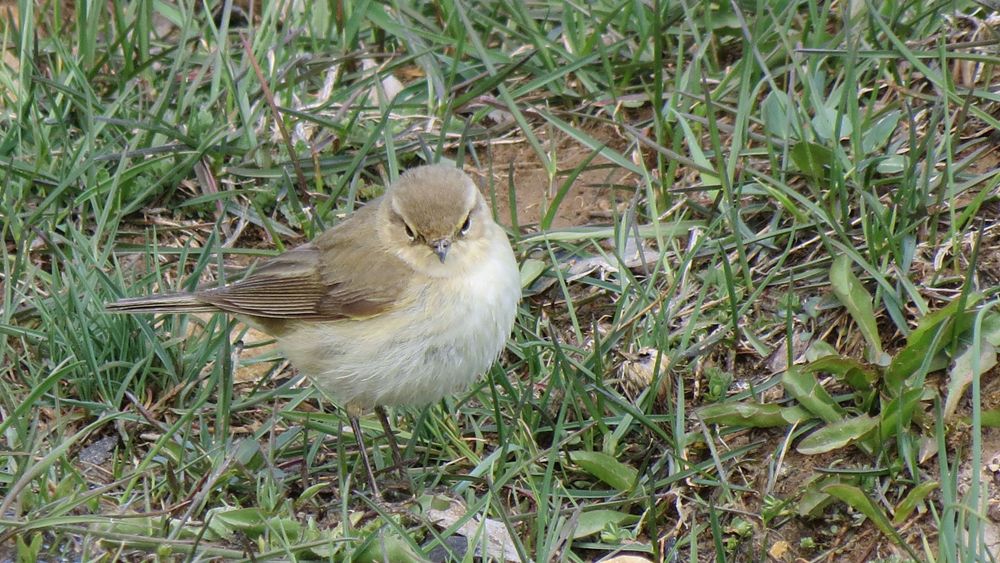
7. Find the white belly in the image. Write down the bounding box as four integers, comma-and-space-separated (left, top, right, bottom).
277, 238, 520, 410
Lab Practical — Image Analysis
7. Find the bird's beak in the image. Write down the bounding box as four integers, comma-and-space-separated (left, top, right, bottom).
432, 238, 451, 263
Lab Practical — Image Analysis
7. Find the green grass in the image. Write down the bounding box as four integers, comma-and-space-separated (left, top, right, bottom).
3, 0, 1000, 560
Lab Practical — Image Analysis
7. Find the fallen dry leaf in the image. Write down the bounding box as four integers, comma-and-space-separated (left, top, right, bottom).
426, 496, 522, 562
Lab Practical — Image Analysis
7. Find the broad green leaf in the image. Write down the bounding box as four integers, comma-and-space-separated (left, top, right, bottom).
697, 402, 788, 427
885, 347, 947, 392
830, 255, 883, 361
804, 340, 838, 362
762, 91, 796, 140
884, 295, 979, 389
797, 414, 877, 455
907, 293, 979, 345
212, 508, 302, 539
782, 367, 846, 423
862, 111, 901, 153
797, 476, 841, 518
355, 532, 424, 563
805, 355, 879, 391
981, 312, 1000, 347
306, 512, 364, 558
231, 438, 261, 467
572, 510, 632, 539
824, 484, 915, 558
790, 142, 833, 178
95, 516, 163, 537
704, 7, 740, 29
823, 484, 893, 531
892, 481, 939, 525
520, 258, 547, 288
877, 388, 925, 442
876, 155, 906, 174
780, 405, 817, 424
979, 409, 1000, 427
812, 105, 853, 142
297, 482, 332, 505
569, 451, 638, 491
943, 341, 997, 420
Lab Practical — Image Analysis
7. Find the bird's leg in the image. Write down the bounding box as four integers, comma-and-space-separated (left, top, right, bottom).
374, 405, 406, 474
346, 405, 381, 499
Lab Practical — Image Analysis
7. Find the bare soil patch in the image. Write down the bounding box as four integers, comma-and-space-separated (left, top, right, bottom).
479, 123, 639, 230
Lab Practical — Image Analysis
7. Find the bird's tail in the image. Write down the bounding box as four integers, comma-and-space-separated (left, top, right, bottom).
105, 293, 219, 314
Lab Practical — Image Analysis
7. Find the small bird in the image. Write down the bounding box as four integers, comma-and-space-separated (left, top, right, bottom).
107, 164, 522, 496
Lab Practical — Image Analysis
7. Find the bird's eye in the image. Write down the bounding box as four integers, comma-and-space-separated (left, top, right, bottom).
459, 214, 471, 236
404, 224, 416, 241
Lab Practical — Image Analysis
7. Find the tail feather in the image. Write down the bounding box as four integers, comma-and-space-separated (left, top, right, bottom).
106, 293, 220, 314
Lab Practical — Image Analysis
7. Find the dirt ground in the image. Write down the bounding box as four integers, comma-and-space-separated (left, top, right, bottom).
481, 123, 639, 230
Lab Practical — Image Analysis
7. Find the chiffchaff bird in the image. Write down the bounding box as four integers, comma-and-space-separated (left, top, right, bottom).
107, 164, 522, 496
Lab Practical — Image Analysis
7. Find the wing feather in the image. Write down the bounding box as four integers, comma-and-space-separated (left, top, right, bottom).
196, 201, 410, 320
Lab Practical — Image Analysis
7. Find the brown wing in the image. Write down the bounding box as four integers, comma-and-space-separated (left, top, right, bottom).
197, 201, 410, 320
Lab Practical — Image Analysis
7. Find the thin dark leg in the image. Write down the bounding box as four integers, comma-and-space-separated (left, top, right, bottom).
349, 415, 381, 499
375, 405, 405, 472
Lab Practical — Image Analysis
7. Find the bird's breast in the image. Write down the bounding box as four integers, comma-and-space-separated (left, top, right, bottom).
278, 229, 520, 409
